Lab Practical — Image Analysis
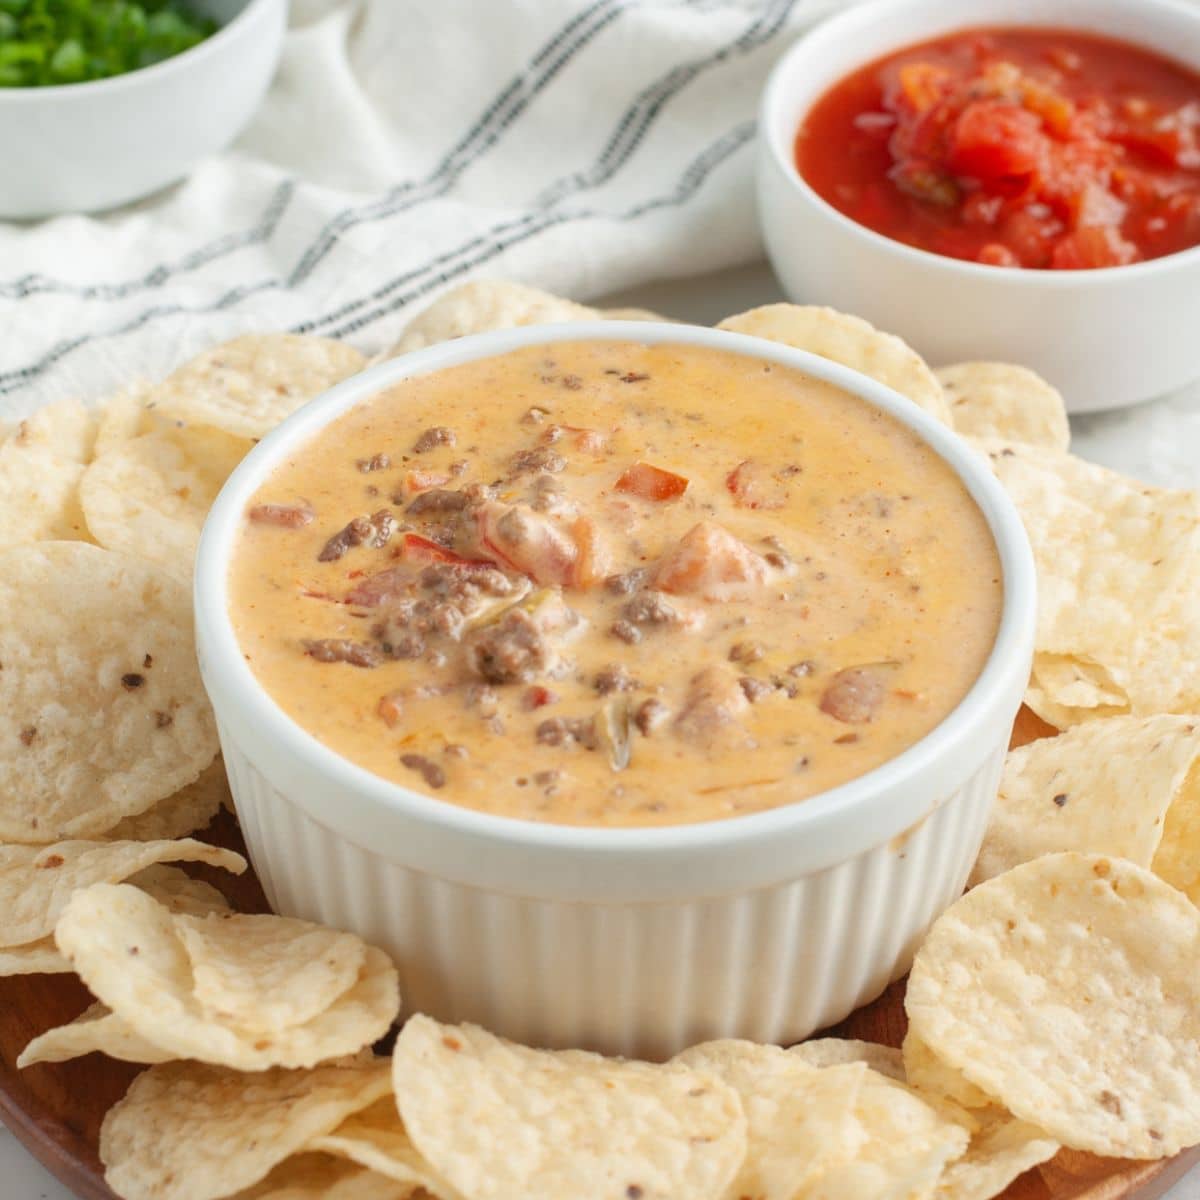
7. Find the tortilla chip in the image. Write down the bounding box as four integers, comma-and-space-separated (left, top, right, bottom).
93, 385, 157, 457
1153, 770, 1200, 904
674, 1040, 867, 1199
102, 758, 228, 842
144, 334, 365, 441
0, 838, 243, 948
934, 1116, 1059, 1200
392, 281, 598, 354
309, 1098, 447, 1194
176, 911, 367, 1034
80, 426, 251, 581
0, 861, 228, 978
230, 1153, 418, 1200
19, 1002, 173, 1068
19, 858, 258, 1067
100, 1057, 392, 1200
906, 852, 1200, 1157
6, 397, 99, 463
599, 306, 670, 322
800, 1068, 970, 1200
975, 439, 1200, 725
126, 863, 232, 918
717, 305, 951, 425
56, 884, 399, 1070
0, 444, 87, 547
789, 1037, 905, 1081
936, 363, 1069, 450
901, 1030, 998, 1114
0, 542, 219, 842
0, 938, 70, 976
972, 715, 1200, 885
394, 1014, 745, 1200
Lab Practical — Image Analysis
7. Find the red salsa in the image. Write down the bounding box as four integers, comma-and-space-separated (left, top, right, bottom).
795, 28, 1200, 269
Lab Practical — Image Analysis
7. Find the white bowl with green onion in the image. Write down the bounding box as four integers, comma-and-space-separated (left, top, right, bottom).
0, 0, 285, 219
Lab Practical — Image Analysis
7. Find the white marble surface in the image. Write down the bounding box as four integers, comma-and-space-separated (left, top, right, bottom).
3, 261, 1198, 1198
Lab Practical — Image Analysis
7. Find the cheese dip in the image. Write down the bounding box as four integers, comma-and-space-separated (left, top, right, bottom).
229, 341, 1001, 827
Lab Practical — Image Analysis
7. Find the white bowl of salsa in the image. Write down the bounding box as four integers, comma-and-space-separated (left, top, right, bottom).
195, 321, 1035, 1058
758, 0, 1200, 412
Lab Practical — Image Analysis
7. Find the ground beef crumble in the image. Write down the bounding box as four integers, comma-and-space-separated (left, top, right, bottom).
318, 509, 396, 562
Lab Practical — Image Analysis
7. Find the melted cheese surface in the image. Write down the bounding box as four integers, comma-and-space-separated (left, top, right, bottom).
230, 341, 1001, 826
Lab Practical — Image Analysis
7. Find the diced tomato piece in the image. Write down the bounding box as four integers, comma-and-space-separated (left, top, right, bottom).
544, 424, 608, 455
474, 501, 580, 587
614, 462, 689, 501
1050, 225, 1140, 269
996, 206, 1063, 267
1020, 77, 1075, 136
655, 521, 772, 599
400, 533, 494, 568
895, 63, 953, 114
569, 515, 613, 588
947, 101, 1047, 184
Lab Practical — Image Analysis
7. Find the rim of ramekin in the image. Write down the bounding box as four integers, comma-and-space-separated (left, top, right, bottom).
195, 321, 1037, 880
759, 0, 1200, 285
0, 0, 280, 104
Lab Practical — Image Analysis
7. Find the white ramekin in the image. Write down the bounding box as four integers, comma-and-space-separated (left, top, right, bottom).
196, 322, 1036, 1059
0, 0, 285, 218
758, 0, 1200, 414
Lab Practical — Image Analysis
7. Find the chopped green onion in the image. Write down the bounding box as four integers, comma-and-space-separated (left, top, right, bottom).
0, 0, 218, 87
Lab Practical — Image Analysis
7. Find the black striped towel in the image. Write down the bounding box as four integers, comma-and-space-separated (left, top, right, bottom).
0, 0, 853, 417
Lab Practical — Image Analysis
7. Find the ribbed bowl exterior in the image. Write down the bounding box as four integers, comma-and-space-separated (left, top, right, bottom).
222, 724, 1002, 1059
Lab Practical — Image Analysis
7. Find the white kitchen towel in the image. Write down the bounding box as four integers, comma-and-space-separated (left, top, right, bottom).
0, 0, 857, 421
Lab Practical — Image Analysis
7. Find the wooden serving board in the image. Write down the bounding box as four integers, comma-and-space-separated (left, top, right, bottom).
1, 713, 1197, 1200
